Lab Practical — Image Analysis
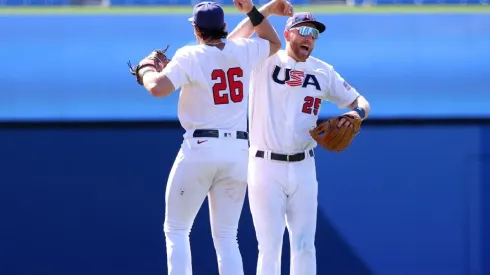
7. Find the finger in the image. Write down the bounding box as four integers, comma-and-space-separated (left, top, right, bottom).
287, 2, 293, 15
338, 118, 346, 127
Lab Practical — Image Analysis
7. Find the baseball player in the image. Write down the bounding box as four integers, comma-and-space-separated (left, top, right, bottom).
128, 1, 281, 274
228, 6, 371, 275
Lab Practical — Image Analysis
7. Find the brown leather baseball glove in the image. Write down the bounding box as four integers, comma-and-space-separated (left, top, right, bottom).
128, 45, 171, 85
310, 113, 362, 152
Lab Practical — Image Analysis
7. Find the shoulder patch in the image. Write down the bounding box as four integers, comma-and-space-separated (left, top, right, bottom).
343, 81, 352, 90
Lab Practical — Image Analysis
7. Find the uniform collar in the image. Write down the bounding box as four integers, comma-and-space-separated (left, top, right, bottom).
278, 50, 310, 70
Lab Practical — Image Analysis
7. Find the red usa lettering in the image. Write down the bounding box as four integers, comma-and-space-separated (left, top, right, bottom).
285, 70, 305, 87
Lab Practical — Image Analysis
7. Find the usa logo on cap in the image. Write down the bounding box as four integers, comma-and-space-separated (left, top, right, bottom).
285, 12, 326, 33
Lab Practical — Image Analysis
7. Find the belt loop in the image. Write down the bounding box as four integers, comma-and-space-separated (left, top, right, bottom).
186, 129, 195, 140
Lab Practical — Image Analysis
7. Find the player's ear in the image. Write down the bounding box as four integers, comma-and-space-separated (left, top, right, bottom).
284, 30, 290, 41
193, 25, 200, 39
192, 26, 200, 42
223, 22, 227, 31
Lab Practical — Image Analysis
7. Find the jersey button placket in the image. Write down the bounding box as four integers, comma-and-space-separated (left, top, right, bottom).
286, 62, 301, 153
286, 99, 294, 153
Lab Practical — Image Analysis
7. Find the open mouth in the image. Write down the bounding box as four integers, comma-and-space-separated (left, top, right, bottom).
300, 45, 310, 52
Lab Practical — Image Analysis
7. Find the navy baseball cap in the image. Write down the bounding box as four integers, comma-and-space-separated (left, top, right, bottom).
188, 1, 225, 30
285, 12, 326, 33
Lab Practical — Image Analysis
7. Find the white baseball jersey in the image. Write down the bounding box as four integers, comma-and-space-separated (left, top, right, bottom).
249, 49, 360, 154
162, 37, 270, 134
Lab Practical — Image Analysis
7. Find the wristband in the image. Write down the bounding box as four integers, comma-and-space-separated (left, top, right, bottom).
247, 6, 265, 27
354, 107, 366, 120
138, 66, 157, 79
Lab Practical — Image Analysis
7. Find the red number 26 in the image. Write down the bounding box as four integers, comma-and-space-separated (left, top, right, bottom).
211, 67, 244, 105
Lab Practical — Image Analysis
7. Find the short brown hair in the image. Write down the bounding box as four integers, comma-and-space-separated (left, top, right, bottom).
195, 26, 228, 41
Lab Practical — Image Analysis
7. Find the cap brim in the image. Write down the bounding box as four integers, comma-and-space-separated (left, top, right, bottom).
290, 20, 326, 33
188, 17, 194, 22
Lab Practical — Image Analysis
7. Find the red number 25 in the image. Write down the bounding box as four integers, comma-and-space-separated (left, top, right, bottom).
302, 96, 321, 115
212, 67, 244, 105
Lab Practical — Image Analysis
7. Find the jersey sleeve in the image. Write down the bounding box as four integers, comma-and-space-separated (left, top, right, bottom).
161, 48, 192, 89
323, 65, 360, 109
242, 37, 271, 70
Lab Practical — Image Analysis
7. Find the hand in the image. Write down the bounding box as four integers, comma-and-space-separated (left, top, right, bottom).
128, 47, 170, 85
145, 48, 170, 71
233, 0, 254, 14
337, 111, 361, 128
263, 0, 293, 17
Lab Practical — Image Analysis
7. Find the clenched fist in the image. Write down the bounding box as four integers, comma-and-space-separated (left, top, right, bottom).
265, 0, 293, 17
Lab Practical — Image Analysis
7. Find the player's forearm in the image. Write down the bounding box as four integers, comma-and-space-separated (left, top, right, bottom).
253, 11, 282, 55
349, 95, 371, 119
142, 71, 174, 98
240, 6, 281, 56
227, 5, 272, 40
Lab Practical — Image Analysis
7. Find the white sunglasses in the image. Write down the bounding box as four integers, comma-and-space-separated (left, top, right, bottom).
291, 26, 320, 40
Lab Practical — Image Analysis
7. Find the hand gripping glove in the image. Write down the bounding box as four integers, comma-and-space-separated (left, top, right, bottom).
128, 45, 171, 85
309, 113, 362, 152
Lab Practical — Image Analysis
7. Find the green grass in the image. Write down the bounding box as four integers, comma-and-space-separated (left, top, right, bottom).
0, 5, 490, 15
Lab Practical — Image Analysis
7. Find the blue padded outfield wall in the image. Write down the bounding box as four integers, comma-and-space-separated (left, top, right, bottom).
1, 13, 490, 275
1, 125, 490, 275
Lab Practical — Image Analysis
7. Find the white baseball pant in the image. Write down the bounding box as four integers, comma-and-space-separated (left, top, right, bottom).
248, 148, 318, 275
164, 130, 249, 275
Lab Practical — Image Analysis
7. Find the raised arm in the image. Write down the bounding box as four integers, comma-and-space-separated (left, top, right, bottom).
137, 48, 191, 98
228, 0, 293, 41
230, 0, 290, 56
